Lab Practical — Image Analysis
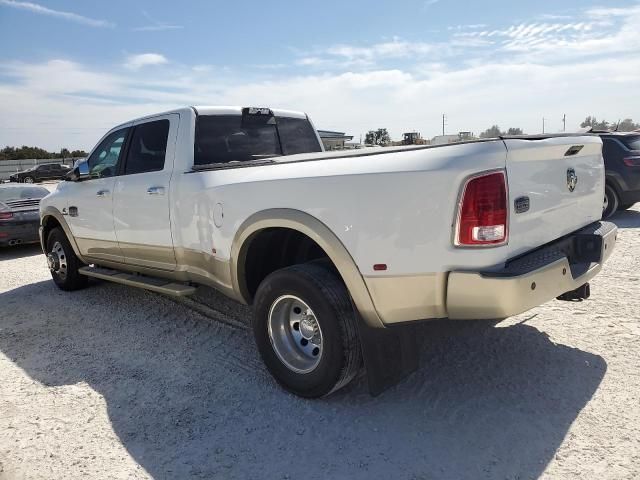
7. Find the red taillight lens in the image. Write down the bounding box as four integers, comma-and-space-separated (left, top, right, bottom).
0, 212, 13, 220
456, 171, 508, 246
623, 156, 640, 167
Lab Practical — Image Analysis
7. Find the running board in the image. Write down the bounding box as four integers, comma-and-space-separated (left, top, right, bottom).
78, 266, 196, 297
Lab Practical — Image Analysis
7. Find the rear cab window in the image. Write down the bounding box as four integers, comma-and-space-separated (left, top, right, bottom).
194, 109, 322, 167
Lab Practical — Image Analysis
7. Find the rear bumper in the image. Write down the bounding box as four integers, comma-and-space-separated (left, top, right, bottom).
446, 221, 617, 319
0, 220, 40, 246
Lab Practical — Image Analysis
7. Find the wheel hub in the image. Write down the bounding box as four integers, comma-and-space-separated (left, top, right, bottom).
47, 252, 60, 271
299, 315, 317, 339
48, 241, 68, 279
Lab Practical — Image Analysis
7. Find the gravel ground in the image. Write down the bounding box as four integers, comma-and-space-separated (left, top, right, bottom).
0, 207, 639, 480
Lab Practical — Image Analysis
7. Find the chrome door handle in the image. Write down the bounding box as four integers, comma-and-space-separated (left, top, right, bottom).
146, 186, 165, 196
96, 189, 110, 197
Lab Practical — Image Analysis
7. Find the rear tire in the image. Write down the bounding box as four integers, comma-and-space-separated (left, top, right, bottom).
603, 184, 619, 219
46, 227, 88, 291
252, 262, 361, 398
620, 203, 635, 210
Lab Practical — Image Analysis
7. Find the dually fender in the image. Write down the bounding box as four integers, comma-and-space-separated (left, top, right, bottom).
40, 206, 88, 263
230, 208, 385, 328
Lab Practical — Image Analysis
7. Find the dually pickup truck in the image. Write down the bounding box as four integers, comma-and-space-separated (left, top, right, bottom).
40, 106, 617, 397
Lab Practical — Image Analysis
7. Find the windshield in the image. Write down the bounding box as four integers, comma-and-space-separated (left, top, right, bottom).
194, 114, 321, 166
0, 186, 49, 202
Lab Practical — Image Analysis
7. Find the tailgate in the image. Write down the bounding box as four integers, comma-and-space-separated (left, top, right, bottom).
504, 135, 604, 257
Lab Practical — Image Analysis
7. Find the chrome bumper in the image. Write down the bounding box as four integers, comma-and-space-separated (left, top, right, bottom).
446, 221, 617, 320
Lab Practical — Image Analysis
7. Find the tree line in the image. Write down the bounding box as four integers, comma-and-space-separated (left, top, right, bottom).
364, 116, 639, 146
0, 146, 87, 161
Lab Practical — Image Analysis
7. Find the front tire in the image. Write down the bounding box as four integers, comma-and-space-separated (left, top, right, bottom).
252, 263, 361, 398
603, 184, 619, 219
23, 176, 35, 184
46, 227, 88, 291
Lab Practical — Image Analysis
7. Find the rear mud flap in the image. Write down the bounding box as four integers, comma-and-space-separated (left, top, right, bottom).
356, 316, 420, 396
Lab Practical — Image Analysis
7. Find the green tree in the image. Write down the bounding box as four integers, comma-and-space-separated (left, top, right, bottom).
365, 128, 391, 146
479, 125, 503, 138
0, 145, 87, 161
615, 118, 640, 132
506, 127, 523, 135
580, 116, 610, 131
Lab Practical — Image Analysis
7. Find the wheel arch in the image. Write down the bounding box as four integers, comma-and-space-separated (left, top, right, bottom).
231, 208, 383, 328
40, 206, 87, 263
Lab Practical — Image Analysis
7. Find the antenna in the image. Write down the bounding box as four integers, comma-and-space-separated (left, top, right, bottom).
442, 114, 447, 136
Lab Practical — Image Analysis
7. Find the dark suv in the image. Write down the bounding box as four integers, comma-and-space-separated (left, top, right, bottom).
598, 132, 640, 218
9, 163, 71, 183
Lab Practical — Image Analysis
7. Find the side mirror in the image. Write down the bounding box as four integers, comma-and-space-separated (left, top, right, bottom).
66, 160, 91, 182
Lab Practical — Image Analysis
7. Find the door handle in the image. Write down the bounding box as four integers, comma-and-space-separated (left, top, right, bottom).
146, 186, 165, 196
96, 189, 110, 197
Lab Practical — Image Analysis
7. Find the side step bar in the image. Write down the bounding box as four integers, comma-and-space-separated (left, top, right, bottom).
78, 266, 196, 297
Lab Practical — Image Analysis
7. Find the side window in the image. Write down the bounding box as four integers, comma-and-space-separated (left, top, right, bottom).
124, 120, 170, 175
277, 117, 323, 155
87, 128, 129, 179
38, 165, 50, 172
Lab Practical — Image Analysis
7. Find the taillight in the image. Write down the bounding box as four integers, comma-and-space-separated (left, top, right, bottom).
455, 171, 508, 246
623, 156, 640, 167
0, 212, 13, 220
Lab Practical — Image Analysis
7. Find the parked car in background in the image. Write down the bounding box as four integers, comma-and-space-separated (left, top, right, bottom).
9, 164, 71, 183
0, 184, 50, 246
596, 131, 640, 218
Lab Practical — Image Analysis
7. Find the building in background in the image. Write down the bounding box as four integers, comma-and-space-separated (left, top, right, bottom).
317, 130, 354, 151
431, 132, 477, 145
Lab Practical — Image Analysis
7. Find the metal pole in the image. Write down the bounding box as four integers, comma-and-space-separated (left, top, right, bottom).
542, 117, 545, 134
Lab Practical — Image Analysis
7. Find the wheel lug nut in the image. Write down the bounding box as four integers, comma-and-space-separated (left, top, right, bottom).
293, 322, 300, 331
312, 347, 320, 356
300, 338, 309, 346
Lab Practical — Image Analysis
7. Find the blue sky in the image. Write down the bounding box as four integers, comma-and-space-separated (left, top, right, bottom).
1, 0, 639, 150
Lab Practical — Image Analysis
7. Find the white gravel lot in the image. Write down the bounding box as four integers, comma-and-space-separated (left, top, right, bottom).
0, 207, 639, 480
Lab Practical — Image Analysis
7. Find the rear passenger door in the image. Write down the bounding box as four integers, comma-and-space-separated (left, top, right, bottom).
112, 114, 178, 270
36, 164, 50, 180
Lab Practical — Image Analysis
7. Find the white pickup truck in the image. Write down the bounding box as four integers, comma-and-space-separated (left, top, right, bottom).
39, 106, 617, 397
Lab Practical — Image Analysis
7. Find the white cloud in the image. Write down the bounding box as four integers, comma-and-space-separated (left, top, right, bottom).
1, 3, 640, 150
423, 0, 440, 8
0, 0, 113, 27
132, 10, 183, 31
124, 53, 169, 70
133, 24, 183, 32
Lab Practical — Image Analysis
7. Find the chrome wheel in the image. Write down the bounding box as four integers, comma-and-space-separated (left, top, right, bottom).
47, 241, 68, 280
23, 176, 34, 183
267, 295, 323, 373
603, 193, 609, 212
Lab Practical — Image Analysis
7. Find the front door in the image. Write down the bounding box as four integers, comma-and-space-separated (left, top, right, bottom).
64, 125, 131, 263
112, 114, 178, 270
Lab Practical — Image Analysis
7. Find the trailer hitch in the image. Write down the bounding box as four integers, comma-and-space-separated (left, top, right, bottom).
556, 282, 590, 302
